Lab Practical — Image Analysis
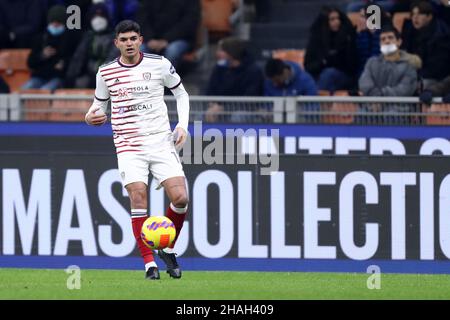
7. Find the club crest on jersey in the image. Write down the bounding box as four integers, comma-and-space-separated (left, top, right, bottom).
143, 72, 151, 81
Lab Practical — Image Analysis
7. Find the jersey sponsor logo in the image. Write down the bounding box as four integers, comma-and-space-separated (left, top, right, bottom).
118, 103, 153, 114
127, 104, 153, 111
142, 72, 151, 81
116, 86, 149, 99
128, 86, 149, 93
117, 88, 130, 98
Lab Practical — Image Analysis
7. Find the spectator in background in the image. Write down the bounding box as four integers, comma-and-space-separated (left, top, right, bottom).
355, 5, 393, 76
359, 26, 420, 96
0, 75, 10, 93
433, 0, 450, 28
347, 0, 397, 13
265, 58, 318, 122
21, 5, 79, 91
48, 0, 93, 30
65, 3, 119, 88
0, 0, 47, 48
92, 0, 139, 26
264, 59, 317, 96
137, 0, 200, 69
304, 6, 358, 93
244, 0, 271, 23
205, 37, 264, 123
401, 0, 450, 90
419, 75, 450, 104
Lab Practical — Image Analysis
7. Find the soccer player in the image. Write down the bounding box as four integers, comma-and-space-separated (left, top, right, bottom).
84, 20, 189, 280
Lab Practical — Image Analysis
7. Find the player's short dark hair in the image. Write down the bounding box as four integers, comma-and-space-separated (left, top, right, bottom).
115, 20, 141, 37
380, 25, 401, 40
410, 0, 434, 15
265, 59, 288, 78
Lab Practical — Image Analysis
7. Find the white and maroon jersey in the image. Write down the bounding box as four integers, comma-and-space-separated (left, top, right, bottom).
92, 52, 182, 153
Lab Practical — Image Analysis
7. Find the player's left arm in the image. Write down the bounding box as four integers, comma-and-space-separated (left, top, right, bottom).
162, 58, 190, 147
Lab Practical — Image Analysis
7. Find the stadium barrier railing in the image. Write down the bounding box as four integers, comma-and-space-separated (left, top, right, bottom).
0, 93, 447, 125
288, 96, 446, 126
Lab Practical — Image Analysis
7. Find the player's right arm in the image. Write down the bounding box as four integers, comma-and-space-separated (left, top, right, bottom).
85, 71, 110, 126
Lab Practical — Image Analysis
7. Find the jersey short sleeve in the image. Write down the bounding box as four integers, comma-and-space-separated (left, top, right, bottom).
161, 57, 181, 90
94, 71, 110, 101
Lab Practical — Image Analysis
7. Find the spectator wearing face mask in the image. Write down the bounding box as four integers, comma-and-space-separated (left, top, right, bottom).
95, 0, 139, 26
65, 3, 119, 88
47, 0, 94, 29
354, 4, 393, 77
359, 26, 421, 96
22, 5, 79, 91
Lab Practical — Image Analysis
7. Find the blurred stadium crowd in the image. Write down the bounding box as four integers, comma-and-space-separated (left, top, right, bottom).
1, 0, 450, 122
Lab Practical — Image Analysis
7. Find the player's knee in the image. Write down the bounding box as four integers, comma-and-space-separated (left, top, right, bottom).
172, 193, 189, 208
129, 189, 147, 208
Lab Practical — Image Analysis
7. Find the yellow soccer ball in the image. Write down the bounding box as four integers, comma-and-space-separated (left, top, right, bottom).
141, 216, 176, 250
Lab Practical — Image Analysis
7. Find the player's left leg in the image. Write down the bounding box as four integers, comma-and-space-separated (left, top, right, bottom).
163, 176, 189, 246
158, 176, 189, 279
149, 131, 188, 278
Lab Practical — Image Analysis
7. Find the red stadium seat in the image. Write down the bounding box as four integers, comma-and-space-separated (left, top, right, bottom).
20, 89, 52, 121
182, 23, 208, 64
272, 49, 305, 69
424, 104, 450, 125
393, 12, 410, 32
201, 0, 233, 37
322, 90, 357, 124
0, 49, 31, 92
333, 90, 350, 96
322, 103, 358, 124
50, 89, 95, 121
347, 12, 360, 28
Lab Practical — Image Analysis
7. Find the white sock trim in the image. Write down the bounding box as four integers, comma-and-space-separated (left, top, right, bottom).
131, 209, 148, 218
145, 261, 157, 271
131, 209, 147, 213
170, 202, 188, 214
162, 247, 174, 254
131, 214, 147, 219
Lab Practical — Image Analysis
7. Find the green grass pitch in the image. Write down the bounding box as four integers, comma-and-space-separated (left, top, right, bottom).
0, 268, 450, 299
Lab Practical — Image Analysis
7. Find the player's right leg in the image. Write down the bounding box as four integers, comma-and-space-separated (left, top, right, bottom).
126, 182, 160, 280
118, 152, 159, 280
